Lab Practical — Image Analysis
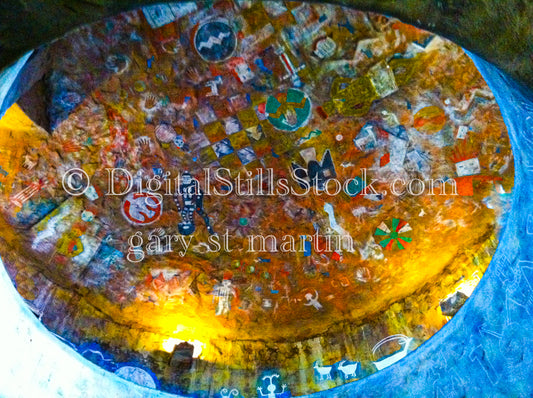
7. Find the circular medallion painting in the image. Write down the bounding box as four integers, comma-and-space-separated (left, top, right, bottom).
0, 1, 514, 397
194, 20, 237, 62
266, 89, 312, 132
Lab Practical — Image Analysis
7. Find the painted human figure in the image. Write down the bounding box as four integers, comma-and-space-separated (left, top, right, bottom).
212, 279, 236, 316
173, 171, 214, 235
304, 290, 323, 310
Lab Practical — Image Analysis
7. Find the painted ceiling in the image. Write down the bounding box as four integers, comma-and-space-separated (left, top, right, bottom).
0, 1, 514, 396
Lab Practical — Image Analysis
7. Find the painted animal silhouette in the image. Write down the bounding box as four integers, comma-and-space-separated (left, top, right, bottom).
372, 334, 414, 371
336, 360, 359, 379
313, 361, 333, 380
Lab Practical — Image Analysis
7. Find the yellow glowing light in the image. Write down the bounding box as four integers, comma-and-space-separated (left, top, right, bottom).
0, 103, 36, 131
0, 103, 49, 196
445, 271, 482, 300
455, 271, 482, 297
162, 337, 205, 358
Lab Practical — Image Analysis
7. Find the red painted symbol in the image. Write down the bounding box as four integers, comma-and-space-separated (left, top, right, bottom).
121, 191, 162, 225
10, 179, 47, 208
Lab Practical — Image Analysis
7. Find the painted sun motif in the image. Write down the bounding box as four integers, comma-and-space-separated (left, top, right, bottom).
375, 218, 413, 250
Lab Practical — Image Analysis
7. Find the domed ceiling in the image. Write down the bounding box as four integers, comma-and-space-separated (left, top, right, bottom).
0, 1, 514, 396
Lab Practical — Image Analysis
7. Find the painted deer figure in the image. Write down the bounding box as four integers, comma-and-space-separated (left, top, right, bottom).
336, 360, 359, 379
313, 361, 333, 380
372, 334, 414, 371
